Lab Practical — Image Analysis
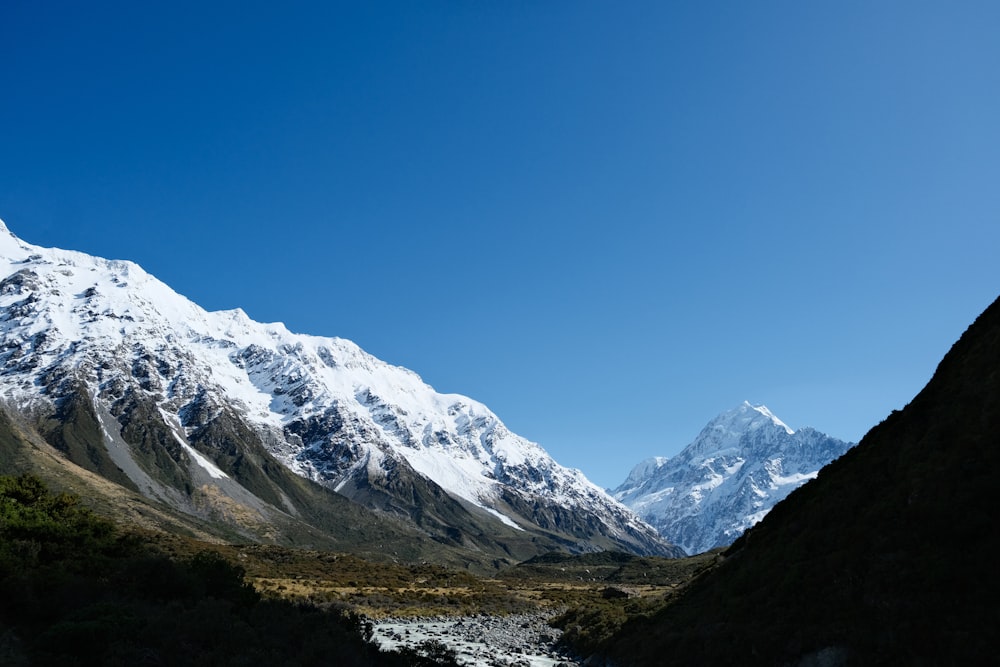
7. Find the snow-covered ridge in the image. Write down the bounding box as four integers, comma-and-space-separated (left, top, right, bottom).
0, 218, 664, 551
614, 403, 854, 555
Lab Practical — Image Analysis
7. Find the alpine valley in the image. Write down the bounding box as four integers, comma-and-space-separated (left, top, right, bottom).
614, 402, 854, 555
0, 219, 679, 570
576, 296, 1000, 666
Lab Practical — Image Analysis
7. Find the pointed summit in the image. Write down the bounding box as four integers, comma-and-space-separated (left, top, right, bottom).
680, 402, 795, 465
706, 401, 794, 435
742, 401, 794, 433
0, 218, 30, 255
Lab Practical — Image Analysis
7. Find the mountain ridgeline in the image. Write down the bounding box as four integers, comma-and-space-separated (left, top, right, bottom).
590, 295, 1000, 665
0, 220, 678, 570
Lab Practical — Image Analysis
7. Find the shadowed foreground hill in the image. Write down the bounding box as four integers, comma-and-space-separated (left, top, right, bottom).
0, 474, 460, 666
598, 295, 1000, 665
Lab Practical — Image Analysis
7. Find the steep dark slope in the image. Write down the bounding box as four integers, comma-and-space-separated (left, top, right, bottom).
601, 295, 1000, 665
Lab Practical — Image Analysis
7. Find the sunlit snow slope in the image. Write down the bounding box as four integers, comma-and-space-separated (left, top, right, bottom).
0, 219, 672, 556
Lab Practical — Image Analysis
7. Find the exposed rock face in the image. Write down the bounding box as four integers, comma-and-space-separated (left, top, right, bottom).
614, 402, 853, 554
0, 219, 677, 560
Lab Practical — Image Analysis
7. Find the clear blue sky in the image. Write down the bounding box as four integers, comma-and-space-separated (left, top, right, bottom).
2, 1, 998, 488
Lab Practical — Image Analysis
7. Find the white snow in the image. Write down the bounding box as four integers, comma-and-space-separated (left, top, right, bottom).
771, 470, 818, 486
0, 220, 659, 547
746, 401, 795, 434
175, 436, 229, 480
481, 506, 523, 530
614, 402, 854, 554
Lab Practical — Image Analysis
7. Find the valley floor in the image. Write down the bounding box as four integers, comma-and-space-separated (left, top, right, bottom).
0, 472, 720, 665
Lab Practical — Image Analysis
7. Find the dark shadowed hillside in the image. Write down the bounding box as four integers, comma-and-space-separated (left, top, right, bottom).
594, 295, 1000, 665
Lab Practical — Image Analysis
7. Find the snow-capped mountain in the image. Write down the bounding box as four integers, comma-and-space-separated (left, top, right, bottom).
613, 402, 853, 555
0, 219, 674, 559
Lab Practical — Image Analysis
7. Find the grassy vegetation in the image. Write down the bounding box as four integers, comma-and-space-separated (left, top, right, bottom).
501, 549, 721, 585
0, 474, 460, 666
137, 531, 540, 618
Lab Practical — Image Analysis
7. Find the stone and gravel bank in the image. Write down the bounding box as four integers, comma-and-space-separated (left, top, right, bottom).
372, 613, 581, 666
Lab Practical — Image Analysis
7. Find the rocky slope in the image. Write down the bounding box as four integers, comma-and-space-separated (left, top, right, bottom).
614, 402, 853, 554
0, 219, 676, 562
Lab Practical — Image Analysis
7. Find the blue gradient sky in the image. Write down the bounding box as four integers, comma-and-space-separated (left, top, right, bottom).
2, 1, 998, 488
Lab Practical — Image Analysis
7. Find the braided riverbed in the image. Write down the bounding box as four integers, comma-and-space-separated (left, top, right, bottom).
372, 613, 581, 666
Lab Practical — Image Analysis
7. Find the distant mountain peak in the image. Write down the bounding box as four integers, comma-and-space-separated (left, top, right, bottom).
615, 403, 853, 554
676, 402, 796, 467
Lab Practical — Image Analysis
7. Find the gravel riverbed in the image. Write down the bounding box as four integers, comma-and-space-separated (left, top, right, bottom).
372, 613, 581, 666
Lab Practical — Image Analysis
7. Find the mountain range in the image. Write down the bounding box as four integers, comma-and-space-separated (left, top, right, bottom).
0, 219, 679, 568
614, 402, 854, 554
